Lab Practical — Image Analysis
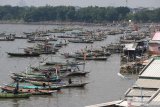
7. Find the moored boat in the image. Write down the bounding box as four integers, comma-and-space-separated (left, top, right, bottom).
25, 80, 88, 88
0, 34, 15, 41
1, 86, 57, 95
25, 80, 65, 86
61, 82, 89, 88
31, 66, 71, 73
64, 71, 89, 77
7, 52, 40, 57
68, 39, 94, 43
6, 82, 61, 90
76, 56, 107, 60
10, 75, 61, 83
45, 61, 85, 66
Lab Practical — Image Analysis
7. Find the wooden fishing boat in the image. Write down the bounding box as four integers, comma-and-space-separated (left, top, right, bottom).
24, 69, 89, 78
25, 80, 54, 86
24, 43, 57, 55
14, 36, 27, 39
22, 72, 46, 76
55, 42, 68, 47
68, 39, 94, 43
0, 38, 15, 41
75, 51, 110, 57
25, 80, 88, 88
75, 56, 107, 60
0, 93, 31, 98
31, 66, 71, 73
93, 56, 108, 60
10, 75, 61, 83
45, 61, 85, 66
24, 48, 56, 55
92, 37, 104, 41
7, 52, 40, 57
64, 71, 89, 77
5, 83, 61, 91
39, 50, 56, 54
61, 53, 78, 58
25, 80, 65, 86
18, 72, 47, 77
12, 73, 44, 78
0, 35, 15, 41
28, 37, 58, 42
101, 43, 124, 53
12, 71, 89, 78
12, 73, 59, 82
1, 86, 57, 95
45, 61, 67, 66
12, 72, 58, 79
57, 35, 76, 38
62, 82, 89, 88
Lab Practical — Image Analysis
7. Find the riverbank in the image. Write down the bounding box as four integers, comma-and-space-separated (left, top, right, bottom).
0, 20, 120, 26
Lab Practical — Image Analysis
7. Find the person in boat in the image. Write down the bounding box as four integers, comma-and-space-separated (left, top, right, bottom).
13, 88, 18, 94
48, 85, 51, 90
35, 87, 39, 91
59, 40, 62, 44
68, 78, 72, 84
42, 83, 46, 88
71, 65, 80, 72
85, 46, 88, 51
13, 77, 19, 94
64, 39, 67, 44
13, 82, 19, 94
44, 72, 48, 77
44, 72, 50, 79
94, 52, 97, 58
48, 71, 52, 77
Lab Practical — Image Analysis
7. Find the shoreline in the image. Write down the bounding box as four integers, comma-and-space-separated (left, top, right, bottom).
0, 20, 116, 26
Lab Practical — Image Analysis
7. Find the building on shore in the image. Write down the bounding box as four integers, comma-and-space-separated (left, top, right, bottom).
149, 32, 160, 55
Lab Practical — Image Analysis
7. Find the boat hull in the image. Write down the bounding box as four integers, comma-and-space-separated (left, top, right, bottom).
0, 93, 31, 98
7, 52, 40, 57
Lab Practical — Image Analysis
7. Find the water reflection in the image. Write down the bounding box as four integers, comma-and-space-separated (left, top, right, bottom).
12, 99, 19, 107
0, 98, 28, 107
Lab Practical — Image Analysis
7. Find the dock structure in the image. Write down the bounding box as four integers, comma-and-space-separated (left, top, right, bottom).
85, 100, 122, 107
86, 57, 160, 107
122, 57, 160, 106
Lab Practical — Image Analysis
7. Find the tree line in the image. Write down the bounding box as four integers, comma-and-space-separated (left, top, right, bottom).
0, 5, 159, 23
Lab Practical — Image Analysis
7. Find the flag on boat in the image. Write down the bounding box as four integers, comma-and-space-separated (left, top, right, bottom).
55, 65, 60, 79
83, 52, 86, 61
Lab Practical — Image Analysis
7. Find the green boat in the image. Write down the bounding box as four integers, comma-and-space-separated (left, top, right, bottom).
7, 83, 61, 90
12, 72, 46, 78
0, 93, 31, 98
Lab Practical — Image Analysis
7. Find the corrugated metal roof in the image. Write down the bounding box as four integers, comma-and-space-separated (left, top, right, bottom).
152, 32, 160, 41
115, 100, 142, 107
126, 88, 156, 97
140, 59, 160, 77
134, 79, 160, 89
149, 92, 160, 105
149, 40, 160, 44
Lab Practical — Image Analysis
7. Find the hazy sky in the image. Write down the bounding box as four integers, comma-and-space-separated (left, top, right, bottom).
0, 0, 160, 8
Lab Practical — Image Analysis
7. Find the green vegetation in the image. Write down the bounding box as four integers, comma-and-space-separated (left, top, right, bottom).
0, 5, 159, 23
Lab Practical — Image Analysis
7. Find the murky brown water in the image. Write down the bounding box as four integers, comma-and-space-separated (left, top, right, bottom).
0, 24, 136, 107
